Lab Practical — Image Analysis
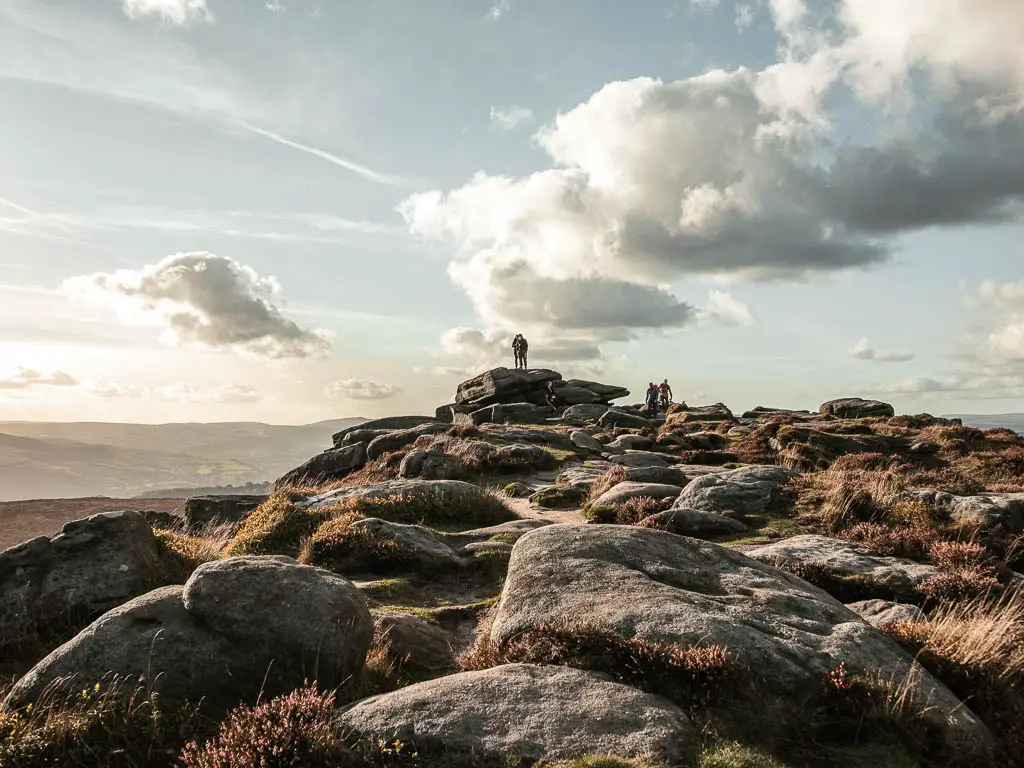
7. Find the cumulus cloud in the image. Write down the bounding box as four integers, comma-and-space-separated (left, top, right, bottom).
849, 338, 915, 363
487, 0, 512, 20
327, 379, 402, 401
489, 105, 534, 131
121, 0, 212, 25
438, 326, 604, 374
0, 367, 77, 390
735, 4, 756, 30
64, 252, 329, 359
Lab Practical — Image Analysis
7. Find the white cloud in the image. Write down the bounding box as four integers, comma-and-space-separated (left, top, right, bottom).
487, 0, 512, 20
266, 0, 286, 11
83, 379, 148, 398
689, 0, 721, 11
0, 367, 77, 390
697, 290, 755, 327
849, 337, 915, 363
63, 252, 329, 359
735, 4, 756, 30
489, 105, 534, 131
121, 0, 212, 25
327, 379, 402, 401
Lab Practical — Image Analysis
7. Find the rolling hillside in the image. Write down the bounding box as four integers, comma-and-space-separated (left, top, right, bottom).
0, 418, 364, 501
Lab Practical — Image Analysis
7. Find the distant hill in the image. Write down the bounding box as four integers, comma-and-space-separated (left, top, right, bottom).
944, 413, 1024, 434
0, 418, 365, 502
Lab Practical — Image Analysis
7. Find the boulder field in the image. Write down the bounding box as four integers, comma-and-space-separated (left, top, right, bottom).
1, 368, 1021, 767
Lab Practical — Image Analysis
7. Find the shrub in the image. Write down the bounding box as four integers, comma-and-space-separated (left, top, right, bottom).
582, 496, 671, 525
839, 521, 938, 561
460, 619, 735, 710
348, 488, 516, 528
587, 466, 630, 503
529, 485, 587, 509
677, 450, 739, 466
178, 686, 343, 768
223, 493, 331, 558
0, 680, 204, 768
298, 512, 421, 575
697, 743, 786, 768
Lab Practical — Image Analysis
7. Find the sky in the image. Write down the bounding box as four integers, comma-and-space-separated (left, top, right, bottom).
1, 0, 1024, 424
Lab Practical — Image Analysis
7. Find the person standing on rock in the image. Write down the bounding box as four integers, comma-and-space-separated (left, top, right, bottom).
512, 334, 522, 369
644, 382, 660, 415
518, 335, 529, 369
659, 379, 673, 410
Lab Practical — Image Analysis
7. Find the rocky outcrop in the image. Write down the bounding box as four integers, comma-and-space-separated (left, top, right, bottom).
818, 397, 895, 419
337, 663, 693, 763
607, 434, 654, 451
366, 423, 447, 460
299, 479, 513, 518
746, 535, 941, 602
276, 443, 366, 488
771, 426, 898, 470
332, 416, 434, 447
453, 368, 629, 413
638, 508, 748, 538
470, 403, 553, 426
846, 599, 927, 629
1, 511, 163, 653
184, 495, 267, 528
4, 556, 372, 713
609, 452, 670, 468
741, 406, 813, 419
489, 525, 990, 755
398, 450, 464, 480
900, 489, 1024, 533
561, 403, 612, 423
590, 482, 683, 508
671, 465, 797, 517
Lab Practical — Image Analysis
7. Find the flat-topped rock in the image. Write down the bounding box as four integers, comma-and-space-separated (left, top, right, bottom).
671, 465, 797, 517
456, 368, 562, 408
746, 535, 941, 602
818, 397, 895, 419
591, 482, 683, 508
184, 495, 267, 528
332, 416, 432, 447
846, 599, 927, 629
276, 443, 366, 488
900, 489, 1024, 533
337, 663, 693, 763
638, 508, 748, 538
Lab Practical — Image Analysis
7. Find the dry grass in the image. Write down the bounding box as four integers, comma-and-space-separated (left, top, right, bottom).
586, 466, 630, 503
153, 524, 233, 583
886, 591, 1024, 763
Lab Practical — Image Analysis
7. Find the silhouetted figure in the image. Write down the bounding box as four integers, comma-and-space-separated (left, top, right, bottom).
512, 334, 523, 369
518, 335, 529, 369
544, 380, 561, 409
659, 379, 673, 409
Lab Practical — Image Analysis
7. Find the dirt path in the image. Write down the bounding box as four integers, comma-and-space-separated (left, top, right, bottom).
504, 467, 586, 526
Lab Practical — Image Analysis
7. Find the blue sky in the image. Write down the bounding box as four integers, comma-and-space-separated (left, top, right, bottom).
1, 0, 1023, 423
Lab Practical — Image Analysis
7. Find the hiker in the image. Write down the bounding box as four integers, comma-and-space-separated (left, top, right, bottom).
544, 380, 561, 409
512, 334, 523, 369
643, 382, 660, 415
518, 335, 529, 369
659, 379, 673, 410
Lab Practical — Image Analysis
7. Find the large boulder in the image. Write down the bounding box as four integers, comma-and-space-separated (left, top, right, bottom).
337, 663, 693, 763
184, 495, 267, 528
742, 406, 813, 419
372, 612, 455, 680
665, 403, 734, 426
332, 416, 434, 447
470, 403, 554, 426
570, 430, 604, 454
638, 508, 748, 538
562, 379, 630, 402
366, 423, 447, 460
819, 397, 895, 419
276, 443, 366, 488
562, 403, 612, 423
398, 450, 464, 480
746, 535, 941, 602
590, 482, 683, 508
4, 556, 372, 713
456, 368, 562, 408
609, 452, 669, 468
336, 429, 391, 448
608, 434, 654, 451
489, 525, 990, 756
671, 465, 797, 517
846, 599, 927, 630
598, 409, 652, 430
1, 511, 163, 654
549, 386, 601, 405
299, 479, 513, 520
899, 489, 1024, 533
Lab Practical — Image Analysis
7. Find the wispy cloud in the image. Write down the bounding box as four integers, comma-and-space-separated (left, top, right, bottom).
489, 105, 534, 131
234, 121, 414, 187
0, 367, 77, 390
